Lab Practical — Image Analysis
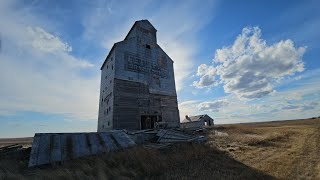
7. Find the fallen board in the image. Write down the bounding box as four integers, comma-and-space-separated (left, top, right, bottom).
157, 129, 206, 143
28, 131, 136, 167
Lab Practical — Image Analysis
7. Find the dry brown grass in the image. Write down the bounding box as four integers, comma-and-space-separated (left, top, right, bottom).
0, 137, 33, 148
210, 118, 320, 180
1, 118, 319, 179
0, 143, 273, 180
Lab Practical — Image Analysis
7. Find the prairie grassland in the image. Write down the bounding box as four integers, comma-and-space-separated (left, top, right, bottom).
0, 118, 319, 179
0, 143, 272, 180
209, 118, 320, 179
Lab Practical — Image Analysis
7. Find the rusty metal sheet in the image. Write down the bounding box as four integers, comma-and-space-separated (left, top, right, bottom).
28, 131, 136, 167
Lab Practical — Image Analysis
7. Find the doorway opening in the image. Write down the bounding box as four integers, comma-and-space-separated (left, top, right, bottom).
141, 115, 159, 129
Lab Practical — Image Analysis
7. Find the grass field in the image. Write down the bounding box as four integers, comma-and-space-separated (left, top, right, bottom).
0, 118, 319, 179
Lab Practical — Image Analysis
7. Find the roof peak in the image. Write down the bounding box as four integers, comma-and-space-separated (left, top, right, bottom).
124, 19, 157, 40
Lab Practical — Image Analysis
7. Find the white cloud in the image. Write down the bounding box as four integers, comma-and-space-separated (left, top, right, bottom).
0, 3, 99, 121
194, 26, 306, 99
184, 70, 320, 124
197, 99, 229, 112
192, 64, 217, 88
26, 26, 72, 53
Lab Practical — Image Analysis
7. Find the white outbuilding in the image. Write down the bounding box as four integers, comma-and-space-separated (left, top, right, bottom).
180, 114, 214, 129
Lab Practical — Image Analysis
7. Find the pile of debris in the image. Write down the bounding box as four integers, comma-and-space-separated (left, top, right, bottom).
156, 129, 206, 143
27, 128, 207, 167
0, 144, 23, 158
129, 128, 207, 149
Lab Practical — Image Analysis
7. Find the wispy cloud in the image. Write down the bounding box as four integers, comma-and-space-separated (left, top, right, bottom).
0, 1, 99, 121
81, 0, 218, 91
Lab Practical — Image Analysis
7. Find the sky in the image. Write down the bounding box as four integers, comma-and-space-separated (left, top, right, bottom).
0, 0, 319, 138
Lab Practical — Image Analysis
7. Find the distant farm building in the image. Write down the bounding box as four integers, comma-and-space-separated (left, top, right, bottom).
98, 20, 180, 131
180, 115, 214, 128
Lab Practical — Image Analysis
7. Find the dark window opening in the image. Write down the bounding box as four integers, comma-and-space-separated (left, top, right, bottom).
107, 65, 108, 69
108, 122, 110, 126
102, 125, 104, 128
110, 80, 112, 84
146, 44, 151, 49
112, 65, 114, 70
111, 57, 113, 61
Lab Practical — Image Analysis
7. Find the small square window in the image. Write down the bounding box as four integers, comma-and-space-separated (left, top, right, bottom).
146, 44, 151, 49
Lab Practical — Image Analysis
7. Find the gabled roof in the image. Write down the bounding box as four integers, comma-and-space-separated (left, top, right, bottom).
181, 114, 212, 123
100, 19, 157, 70
124, 19, 157, 40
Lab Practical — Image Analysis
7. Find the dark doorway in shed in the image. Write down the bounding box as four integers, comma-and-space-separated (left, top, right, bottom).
141, 115, 157, 129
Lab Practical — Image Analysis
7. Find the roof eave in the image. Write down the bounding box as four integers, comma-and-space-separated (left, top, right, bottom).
100, 43, 117, 70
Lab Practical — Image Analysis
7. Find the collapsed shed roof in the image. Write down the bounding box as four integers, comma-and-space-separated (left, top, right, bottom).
28, 131, 136, 167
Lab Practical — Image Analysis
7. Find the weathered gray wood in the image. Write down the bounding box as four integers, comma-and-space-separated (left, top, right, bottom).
112, 131, 136, 148
28, 134, 41, 167
87, 133, 100, 154
28, 132, 136, 167
37, 134, 50, 166
100, 133, 115, 151
50, 134, 62, 163
74, 133, 90, 157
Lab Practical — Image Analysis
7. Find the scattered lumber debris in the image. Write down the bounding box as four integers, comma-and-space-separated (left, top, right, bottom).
156, 129, 207, 144
28, 128, 208, 167
0, 144, 23, 153
28, 131, 136, 167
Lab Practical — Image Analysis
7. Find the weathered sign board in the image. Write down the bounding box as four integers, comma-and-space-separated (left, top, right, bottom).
28, 131, 136, 167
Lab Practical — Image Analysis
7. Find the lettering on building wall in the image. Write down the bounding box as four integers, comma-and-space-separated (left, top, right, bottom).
124, 52, 168, 78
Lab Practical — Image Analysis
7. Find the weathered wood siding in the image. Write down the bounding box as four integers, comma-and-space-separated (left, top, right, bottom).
113, 79, 179, 130
98, 20, 180, 131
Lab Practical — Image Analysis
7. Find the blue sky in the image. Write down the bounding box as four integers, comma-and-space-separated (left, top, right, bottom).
0, 0, 319, 138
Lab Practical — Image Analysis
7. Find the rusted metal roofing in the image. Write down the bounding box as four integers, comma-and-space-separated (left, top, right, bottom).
28, 131, 136, 167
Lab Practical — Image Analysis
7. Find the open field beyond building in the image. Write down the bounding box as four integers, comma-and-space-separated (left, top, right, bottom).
0, 118, 319, 179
